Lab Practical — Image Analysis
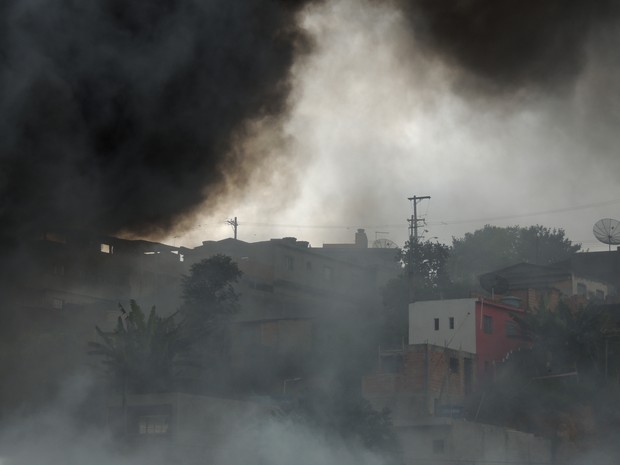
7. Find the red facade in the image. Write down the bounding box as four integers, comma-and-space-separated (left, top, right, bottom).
475, 299, 529, 379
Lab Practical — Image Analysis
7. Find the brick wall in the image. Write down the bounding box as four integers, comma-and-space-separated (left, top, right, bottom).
363, 344, 476, 421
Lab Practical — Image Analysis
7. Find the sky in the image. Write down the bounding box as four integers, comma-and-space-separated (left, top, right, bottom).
170, 0, 620, 253
2, 0, 620, 254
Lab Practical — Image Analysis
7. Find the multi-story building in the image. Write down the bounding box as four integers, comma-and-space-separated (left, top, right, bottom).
1, 230, 185, 412
363, 298, 529, 423
181, 230, 401, 393
409, 298, 530, 379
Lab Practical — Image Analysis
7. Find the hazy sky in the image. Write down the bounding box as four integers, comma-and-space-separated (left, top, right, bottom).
172, 0, 620, 252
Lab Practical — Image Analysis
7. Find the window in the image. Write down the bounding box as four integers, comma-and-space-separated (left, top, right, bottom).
449, 357, 459, 374
449, 317, 454, 329
285, 255, 294, 271
382, 355, 404, 374
434, 318, 439, 331
577, 283, 587, 296
323, 266, 333, 280
505, 320, 519, 337
52, 298, 64, 310
138, 415, 170, 435
483, 315, 493, 334
100, 243, 113, 254
433, 439, 445, 453
52, 263, 65, 276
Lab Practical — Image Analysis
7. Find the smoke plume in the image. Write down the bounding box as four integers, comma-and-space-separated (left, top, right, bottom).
393, 0, 620, 94
0, 0, 313, 243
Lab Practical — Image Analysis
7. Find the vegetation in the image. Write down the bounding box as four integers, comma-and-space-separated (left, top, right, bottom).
90, 255, 243, 394
89, 300, 187, 394
179, 254, 242, 392
470, 301, 618, 443
180, 254, 242, 344
449, 224, 581, 290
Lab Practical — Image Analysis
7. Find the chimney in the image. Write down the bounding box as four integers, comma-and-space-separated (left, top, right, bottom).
355, 229, 368, 248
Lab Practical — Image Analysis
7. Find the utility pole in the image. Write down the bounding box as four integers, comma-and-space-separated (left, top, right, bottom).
226, 217, 238, 240
407, 195, 431, 302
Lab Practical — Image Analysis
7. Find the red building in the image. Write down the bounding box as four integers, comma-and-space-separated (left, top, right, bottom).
409, 298, 530, 379
363, 298, 531, 423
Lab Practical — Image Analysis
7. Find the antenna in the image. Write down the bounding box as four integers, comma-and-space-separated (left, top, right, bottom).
593, 218, 620, 251
372, 238, 398, 249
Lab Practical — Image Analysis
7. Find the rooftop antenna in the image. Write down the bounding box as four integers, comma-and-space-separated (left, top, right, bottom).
593, 218, 620, 251
372, 238, 398, 248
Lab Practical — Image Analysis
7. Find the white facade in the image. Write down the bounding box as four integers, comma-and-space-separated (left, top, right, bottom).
572, 274, 608, 300
409, 298, 477, 353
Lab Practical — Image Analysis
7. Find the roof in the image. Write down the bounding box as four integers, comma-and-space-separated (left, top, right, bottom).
479, 262, 571, 291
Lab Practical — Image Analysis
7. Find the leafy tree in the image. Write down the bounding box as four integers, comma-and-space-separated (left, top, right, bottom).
89, 300, 187, 394
180, 254, 242, 343
471, 301, 610, 441
381, 239, 457, 346
179, 254, 242, 391
449, 224, 581, 289
404, 238, 451, 300
514, 301, 607, 376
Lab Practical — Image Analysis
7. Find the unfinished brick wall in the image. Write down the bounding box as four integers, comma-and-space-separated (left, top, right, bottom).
363, 344, 476, 419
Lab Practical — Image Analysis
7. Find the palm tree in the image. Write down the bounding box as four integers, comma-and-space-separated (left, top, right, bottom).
89, 300, 188, 395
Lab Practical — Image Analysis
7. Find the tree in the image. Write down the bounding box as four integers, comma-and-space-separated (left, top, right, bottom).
381, 239, 454, 346
449, 225, 581, 290
179, 254, 242, 391
180, 254, 242, 342
404, 238, 451, 300
470, 301, 609, 441
89, 300, 187, 394
514, 301, 607, 377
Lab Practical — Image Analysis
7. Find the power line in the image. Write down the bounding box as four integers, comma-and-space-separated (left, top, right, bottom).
427, 198, 620, 227
178, 198, 620, 241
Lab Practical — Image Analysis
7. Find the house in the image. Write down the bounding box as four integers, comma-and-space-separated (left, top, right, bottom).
362, 343, 476, 423
478, 262, 612, 312
363, 298, 528, 424
362, 297, 551, 465
317, 228, 401, 290
0, 230, 185, 412
14, 230, 185, 318
409, 298, 530, 379
182, 232, 401, 393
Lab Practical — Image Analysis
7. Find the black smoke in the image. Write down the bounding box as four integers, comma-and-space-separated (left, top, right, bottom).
0, 0, 313, 244
395, 0, 620, 93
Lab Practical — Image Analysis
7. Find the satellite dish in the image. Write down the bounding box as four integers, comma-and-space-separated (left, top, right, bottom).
479, 274, 510, 295
372, 238, 398, 249
593, 218, 620, 250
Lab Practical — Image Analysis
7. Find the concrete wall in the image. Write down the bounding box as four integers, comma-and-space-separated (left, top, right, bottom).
398, 419, 551, 465
409, 299, 477, 353
110, 392, 277, 464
